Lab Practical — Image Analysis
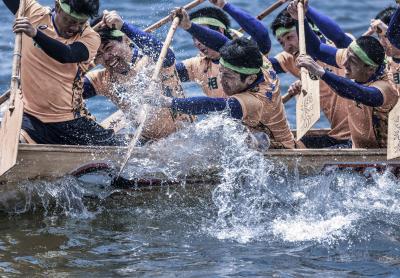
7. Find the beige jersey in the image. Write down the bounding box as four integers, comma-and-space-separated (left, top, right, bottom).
232, 58, 297, 149
86, 59, 190, 140
182, 56, 227, 98
275, 51, 351, 141
21, 0, 100, 123
336, 49, 399, 148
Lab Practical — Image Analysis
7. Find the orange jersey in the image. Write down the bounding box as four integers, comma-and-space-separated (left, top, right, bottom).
336, 49, 399, 148
21, 0, 100, 123
275, 51, 351, 140
182, 56, 227, 98
232, 59, 297, 149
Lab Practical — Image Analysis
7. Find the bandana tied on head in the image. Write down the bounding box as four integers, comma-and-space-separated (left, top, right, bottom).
275, 26, 296, 39
220, 58, 261, 75
58, 0, 89, 20
349, 41, 379, 67
191, 17, 227, 29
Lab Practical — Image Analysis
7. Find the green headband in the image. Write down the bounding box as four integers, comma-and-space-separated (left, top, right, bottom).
110, 30, 125, 38
58, 0, 89, 20
191, 17, 227, 30
220, 58, 261, 75
275, 26, 295, 38
349, 41, 379, 67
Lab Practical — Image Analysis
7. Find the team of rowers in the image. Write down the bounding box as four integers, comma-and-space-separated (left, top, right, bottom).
4, 0, 400, 150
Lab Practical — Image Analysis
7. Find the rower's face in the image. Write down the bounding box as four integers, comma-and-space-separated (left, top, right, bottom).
277, 30, 299, 56
343, 48, 375, 81
96, 40, 131, 73
54, 5, 87, 39
193, 37, 221, 60
219, 66, 257, 95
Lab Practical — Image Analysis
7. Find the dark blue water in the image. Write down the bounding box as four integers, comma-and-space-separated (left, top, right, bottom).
1, 0, 400, 277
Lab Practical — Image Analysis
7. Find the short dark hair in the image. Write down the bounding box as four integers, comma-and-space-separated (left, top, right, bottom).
357, 36, 385, 66
190, 7, 232, 39
375, 6, 396, 25
220, 37, 263, 81
65, 0, 99, 18
271, 8, 296, 36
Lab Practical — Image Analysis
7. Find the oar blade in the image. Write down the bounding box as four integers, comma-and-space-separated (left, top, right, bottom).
0, 89, 23, 175
387, 101, 400, 160
296, 72, 320, 141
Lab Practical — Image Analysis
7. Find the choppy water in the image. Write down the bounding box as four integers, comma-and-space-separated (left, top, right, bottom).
1, 0, 400, 276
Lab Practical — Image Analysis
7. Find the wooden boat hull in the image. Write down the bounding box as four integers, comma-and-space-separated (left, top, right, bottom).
1, 143, 400, 185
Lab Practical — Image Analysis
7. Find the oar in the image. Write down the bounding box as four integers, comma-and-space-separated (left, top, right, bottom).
116, 16, 181, 179
295, 0, 320, 141
144, 0, 205, 33
237, 0, 289, 34
0, 0, 26, 176
0, 90, 11, 106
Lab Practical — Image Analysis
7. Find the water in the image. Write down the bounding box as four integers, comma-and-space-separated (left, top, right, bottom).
1, 0, 400, 276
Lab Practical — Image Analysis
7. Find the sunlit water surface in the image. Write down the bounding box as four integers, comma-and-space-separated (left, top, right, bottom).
1, 0, 400, 276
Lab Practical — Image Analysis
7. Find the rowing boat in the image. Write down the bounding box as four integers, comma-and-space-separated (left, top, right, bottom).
0, 129, 399, 185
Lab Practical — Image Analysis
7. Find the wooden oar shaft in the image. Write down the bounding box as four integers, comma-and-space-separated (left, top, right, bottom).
0, 90, 11, 106
152, 17, 181, 80
237, 0, 288, 34
144, 0, 205, 33
297, 1, 308, 82
9, 1, 26, 111
118, 17, 181, 177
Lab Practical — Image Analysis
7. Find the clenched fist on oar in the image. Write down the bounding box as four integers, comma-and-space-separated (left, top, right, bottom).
295, 54, 325, 77
13, 17, 37, 37
208, 0, 226, 8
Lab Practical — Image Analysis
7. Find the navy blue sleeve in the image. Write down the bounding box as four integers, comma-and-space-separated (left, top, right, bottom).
304, 19, 339, 67
121, 22, 175, 67
306, 7, 352, 48
82, 77, 97, 99
269, 57, 286, 74
2, 0, 18, 14
176, 62, 190, 82
186, 23, 229, 52
33, 30, 89, 63
171, 97, 243, 119
223, 2, 271, 54
321, 71, 384, 107
388, 7, 400, 50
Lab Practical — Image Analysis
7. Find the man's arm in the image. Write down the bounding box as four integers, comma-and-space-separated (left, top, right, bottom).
13, 17, 91, 63
306, 6, 352, 48
222, 2, 271, 54
3, 0, 19, 14
387, 6, 400, 50
121, 22, 175, 67
321, 71, 384, 107
172, 97, 243, 118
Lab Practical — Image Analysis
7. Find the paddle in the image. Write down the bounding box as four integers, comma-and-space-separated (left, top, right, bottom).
0, 90, 11, 107
295, 0, 320, 141
0, 0, 26, 176
387, 101, 400, 160
144, 0, 205, 33
115, 16, 182, 179
237, 0, 289, 34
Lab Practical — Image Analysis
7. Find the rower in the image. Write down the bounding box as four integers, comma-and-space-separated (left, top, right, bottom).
175, 0, 271, 99
384, 6, 400, 91
269, 1, 354, 149
3, 0, 122, 145
146, 34, 298, 149
83, 10, 188, 141
297, 14, 399, 149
